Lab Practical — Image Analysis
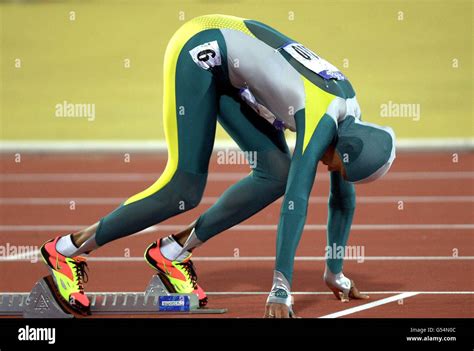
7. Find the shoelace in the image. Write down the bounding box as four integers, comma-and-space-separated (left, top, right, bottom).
71, 259, 89, 292
177, 260, 198, 289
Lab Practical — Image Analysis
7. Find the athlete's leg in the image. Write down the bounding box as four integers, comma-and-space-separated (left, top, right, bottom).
42, 29, 226, 309
175, 93, 291, 248
74, 31, 224, 250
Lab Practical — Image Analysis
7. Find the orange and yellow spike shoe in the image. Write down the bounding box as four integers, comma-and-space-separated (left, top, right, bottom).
144, 239, 208, 307
40, 237, 91, 315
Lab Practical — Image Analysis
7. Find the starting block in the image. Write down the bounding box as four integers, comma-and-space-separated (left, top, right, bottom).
0, 275, 227, 318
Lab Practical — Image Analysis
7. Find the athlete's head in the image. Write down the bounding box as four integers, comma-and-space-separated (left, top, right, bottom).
321, 116, 396, 183
321, 145, 347, 178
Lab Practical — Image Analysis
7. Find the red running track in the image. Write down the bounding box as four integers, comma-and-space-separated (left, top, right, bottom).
0, 151, 473, 318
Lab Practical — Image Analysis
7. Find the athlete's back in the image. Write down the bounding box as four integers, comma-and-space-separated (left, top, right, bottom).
178, 14, 359, 131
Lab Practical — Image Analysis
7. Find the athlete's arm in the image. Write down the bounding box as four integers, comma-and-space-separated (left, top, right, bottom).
326, 171, 355, 275
263, 111, 337, 318
275, 113, 336, 284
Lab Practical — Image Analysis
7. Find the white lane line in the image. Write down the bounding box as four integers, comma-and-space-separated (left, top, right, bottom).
206, 291, 474, 296
77, 255, 474, 262
319, 292, 420, 318
1, 255, 473, 262
1, 223, 473, 232
2, 138, 473, 150
1, 138, 473, 150
369, 172, 474, 180
0, 171, 472, 182
1, 195, 473, 205
0, 291, 473, 296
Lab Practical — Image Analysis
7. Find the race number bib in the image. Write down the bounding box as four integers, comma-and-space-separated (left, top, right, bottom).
189, 41, 222, 70
282, 42, 346, 80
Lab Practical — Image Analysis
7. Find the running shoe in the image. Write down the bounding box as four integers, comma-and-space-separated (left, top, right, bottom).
40, 236, 91, 315
144, 239, 208, 307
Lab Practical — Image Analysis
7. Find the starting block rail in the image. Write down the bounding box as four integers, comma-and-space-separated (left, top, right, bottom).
0, 275, 227, 318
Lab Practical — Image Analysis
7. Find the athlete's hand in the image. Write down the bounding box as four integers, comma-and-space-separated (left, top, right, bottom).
338, 280, 370, 302
264, 302, 296, 318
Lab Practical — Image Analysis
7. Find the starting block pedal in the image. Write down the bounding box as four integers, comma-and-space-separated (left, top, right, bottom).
0, 275, 227, 318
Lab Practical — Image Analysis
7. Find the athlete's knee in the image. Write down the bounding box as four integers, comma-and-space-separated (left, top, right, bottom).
171, 171, 207, 210
144, 169, 207, 211
252, 149, 290, 193
270, 151, 291, 184
179, 179, 206, 209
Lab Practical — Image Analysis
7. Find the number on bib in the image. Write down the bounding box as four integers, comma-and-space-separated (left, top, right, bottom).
189, 41, 222, 70
282, 42, 346, 80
